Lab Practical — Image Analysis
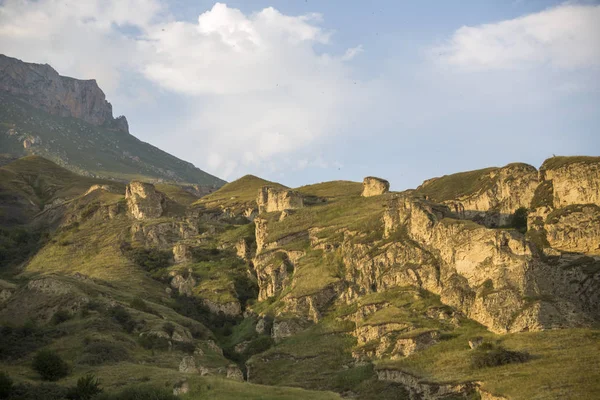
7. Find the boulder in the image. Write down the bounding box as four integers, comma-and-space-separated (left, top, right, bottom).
361, 177, 390, 197
126, 181, 165, 220
257, 186, 303, 213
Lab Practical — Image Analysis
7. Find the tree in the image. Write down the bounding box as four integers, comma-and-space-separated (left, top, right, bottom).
511, 207, 528, 233
32, 350, 70, 381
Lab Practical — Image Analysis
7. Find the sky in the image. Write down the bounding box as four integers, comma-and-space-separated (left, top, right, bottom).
0, 0, 599, 189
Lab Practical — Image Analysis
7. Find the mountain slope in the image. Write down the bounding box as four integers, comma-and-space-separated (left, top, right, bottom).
0, 55, 225, 187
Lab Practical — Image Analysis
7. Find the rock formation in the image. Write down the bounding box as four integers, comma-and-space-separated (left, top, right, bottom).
416, 163, 538, 227
361, 176, 390, 197
256, 186, 304, 213
126, 181, 166, 220
0, 54, 128, 132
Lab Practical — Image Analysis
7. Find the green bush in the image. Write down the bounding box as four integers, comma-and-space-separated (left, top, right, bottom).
66, 374, 102, 400
471, 344, 530, 369
51, 310, 72, 325
510, 207, 528, 233
0, 324, 49, 361
108, 306, 136, 333
78, 341, 130, 366
32, 350, 70, 381
9, 382, 68, 400
162, 322, 175, 337
0, 371, 13, 399
94, 384, 177, 400
124, 246, 171, 272
138, 335, 170, 351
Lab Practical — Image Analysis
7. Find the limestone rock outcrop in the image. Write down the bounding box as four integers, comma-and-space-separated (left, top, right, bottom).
126, 181, 166, 220
416, 163, 538, 227
257, 186, 303, 213
0, 54, 128, 132
539, 157, 600, 208
361, 177, 390, 197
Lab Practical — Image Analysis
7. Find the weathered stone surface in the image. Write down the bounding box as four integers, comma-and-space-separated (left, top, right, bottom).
257, 186, 303, 213
272, 318, 307, 343
227, 365, 244, 381
255, 317, 271, 335
540, 157, 600, 208
169, 271, 197, 296
544, 205, 600, 255
253, 251, 294, 301
0, 54, 128, 132
418, 163, 539, 227
126, 181, 165, 220
179, 356, 198, 373
173, 380, 190, 395
202, 298, 242, 317
173, 243, 193, 263
361, 177, 390, 197
131, 220, 197, 247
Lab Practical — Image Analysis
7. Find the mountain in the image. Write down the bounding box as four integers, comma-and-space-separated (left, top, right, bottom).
0, 154, 598, 399
0, 54, 225, 187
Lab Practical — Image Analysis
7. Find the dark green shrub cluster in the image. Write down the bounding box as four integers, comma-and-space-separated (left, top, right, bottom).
0, 371, 12, 399
123, 246, 171, 272
108, 306, 136, 333
1, 372, 101, 400
471, 343, 530, 369
510, 207, 528, 233
51, 310, 72, 325
78, 341, 130, 366
94, 385, 177, 400
0, 227, 43, 268
32, 350, 70, 381
0, 324, 49, 361
8, 382, 68, 400
138, 335, 170, 351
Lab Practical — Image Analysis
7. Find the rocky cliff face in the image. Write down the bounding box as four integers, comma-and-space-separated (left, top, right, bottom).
416, 163, 538, 227
0, 54, 128, 132
256, 186, 304, 214
528, 157, 600, 255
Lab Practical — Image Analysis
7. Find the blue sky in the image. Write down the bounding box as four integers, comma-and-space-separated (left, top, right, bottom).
0, 0, 598, 189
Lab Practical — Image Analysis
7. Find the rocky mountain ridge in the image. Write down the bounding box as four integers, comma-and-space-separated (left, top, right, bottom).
0, 155, 598, 400
0, 54, 127, 133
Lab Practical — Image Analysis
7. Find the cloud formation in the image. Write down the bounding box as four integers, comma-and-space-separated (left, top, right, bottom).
0, 1, 364, 179
435, 4, 600, 70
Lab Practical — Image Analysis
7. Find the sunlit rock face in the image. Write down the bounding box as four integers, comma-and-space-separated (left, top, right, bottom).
0, 54, 128, 132
126, 181, 165, 220
256, 186, 304, 213
361, 176, 390, 197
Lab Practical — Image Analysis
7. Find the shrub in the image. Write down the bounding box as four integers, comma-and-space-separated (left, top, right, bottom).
108, 306, 136, 333
0, 371, 13, 399
0, 324, 49, 361
78, 341, 130, 366
471, 344, 530, 369
511, 207, 528, 233
94, 384, 177, 400
66, 374, 102, 400
51, 309, 72, 325
129, 297, 153, 315
9, 382, 68, 400
125, 247, 171, 272
138, 335, 170, 351
32, 350, 70, 381
162, 322, 175, 337
173, 341, 196, 354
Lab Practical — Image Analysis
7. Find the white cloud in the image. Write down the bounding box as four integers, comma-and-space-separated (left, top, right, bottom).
0, 1, 365, 179
341, 45, 364, 61
435, 4, 600, 70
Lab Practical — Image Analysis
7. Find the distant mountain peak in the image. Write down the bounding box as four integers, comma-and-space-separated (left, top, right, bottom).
0, 54, 128, 133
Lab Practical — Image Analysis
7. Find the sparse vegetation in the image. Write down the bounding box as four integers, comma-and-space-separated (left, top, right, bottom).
470, 343, 530, 369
